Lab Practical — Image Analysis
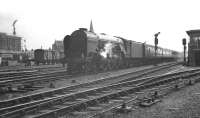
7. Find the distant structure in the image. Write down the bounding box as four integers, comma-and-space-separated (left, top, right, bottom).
0, 32, 21, 61
52, 40, 64, 52
186, 30, 200, 66
89, 20, 94, 33
52, 40, 64, 59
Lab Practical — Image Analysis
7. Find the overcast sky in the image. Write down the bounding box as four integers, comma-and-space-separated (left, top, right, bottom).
0, 0, 200, 51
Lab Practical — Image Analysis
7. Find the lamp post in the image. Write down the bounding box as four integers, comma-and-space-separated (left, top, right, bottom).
182, 38, 187, 64
154, 32, 160, 56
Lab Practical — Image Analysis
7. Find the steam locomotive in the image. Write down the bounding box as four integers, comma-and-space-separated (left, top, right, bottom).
64, 28, 178, 74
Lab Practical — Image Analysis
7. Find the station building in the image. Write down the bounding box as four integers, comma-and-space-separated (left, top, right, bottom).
186, 30, 200, 66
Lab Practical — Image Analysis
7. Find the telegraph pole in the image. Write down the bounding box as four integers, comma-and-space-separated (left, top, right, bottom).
182, 38, 187, 64
154, 32, 160, 56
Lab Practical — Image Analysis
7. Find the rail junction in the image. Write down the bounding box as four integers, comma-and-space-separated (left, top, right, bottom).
0, 62, 199, 118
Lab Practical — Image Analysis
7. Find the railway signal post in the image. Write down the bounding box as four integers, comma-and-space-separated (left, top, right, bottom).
154, 32, 160, 56
182, 38, 187, 64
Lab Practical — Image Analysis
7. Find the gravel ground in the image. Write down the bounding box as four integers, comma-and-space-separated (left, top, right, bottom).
115, 80, 200, 118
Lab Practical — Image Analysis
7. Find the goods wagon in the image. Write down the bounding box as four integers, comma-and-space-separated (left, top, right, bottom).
34, 49, 58, 65
34, 49, 45, 65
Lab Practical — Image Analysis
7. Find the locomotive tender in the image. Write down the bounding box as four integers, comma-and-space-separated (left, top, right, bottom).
64, 28, 178, 74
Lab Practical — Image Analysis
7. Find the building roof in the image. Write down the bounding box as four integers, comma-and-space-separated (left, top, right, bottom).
0, 32, 21, 39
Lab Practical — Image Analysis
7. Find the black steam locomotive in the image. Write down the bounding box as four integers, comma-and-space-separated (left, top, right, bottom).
63, 28, 178, 74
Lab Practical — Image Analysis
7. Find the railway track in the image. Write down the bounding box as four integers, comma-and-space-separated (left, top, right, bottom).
0, 70, 67, 84
0, 70, 71, 96
0, 62, 177, 87
88, 75, 192, 118
0, 68, 65, 80
0, 62, 183, 118
0, 63, 175, 101
1, 67, 199, 118
0, 67, 67, 96
0, 65, 66, 83
0, 65, 64, 73
0, 67, 66, 82
0, 70, 38, 79
0, 62, 180, 86
61, 69, 200, 118
0, 62, 177, 106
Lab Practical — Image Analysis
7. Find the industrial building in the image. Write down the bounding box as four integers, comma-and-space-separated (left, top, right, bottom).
0, 33, 21, 51
0, 32, 22, 65
186, 30, 200, 66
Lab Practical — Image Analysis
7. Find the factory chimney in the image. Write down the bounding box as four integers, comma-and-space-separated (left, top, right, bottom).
12, 20, 18, 35
89, 20, 94, 33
